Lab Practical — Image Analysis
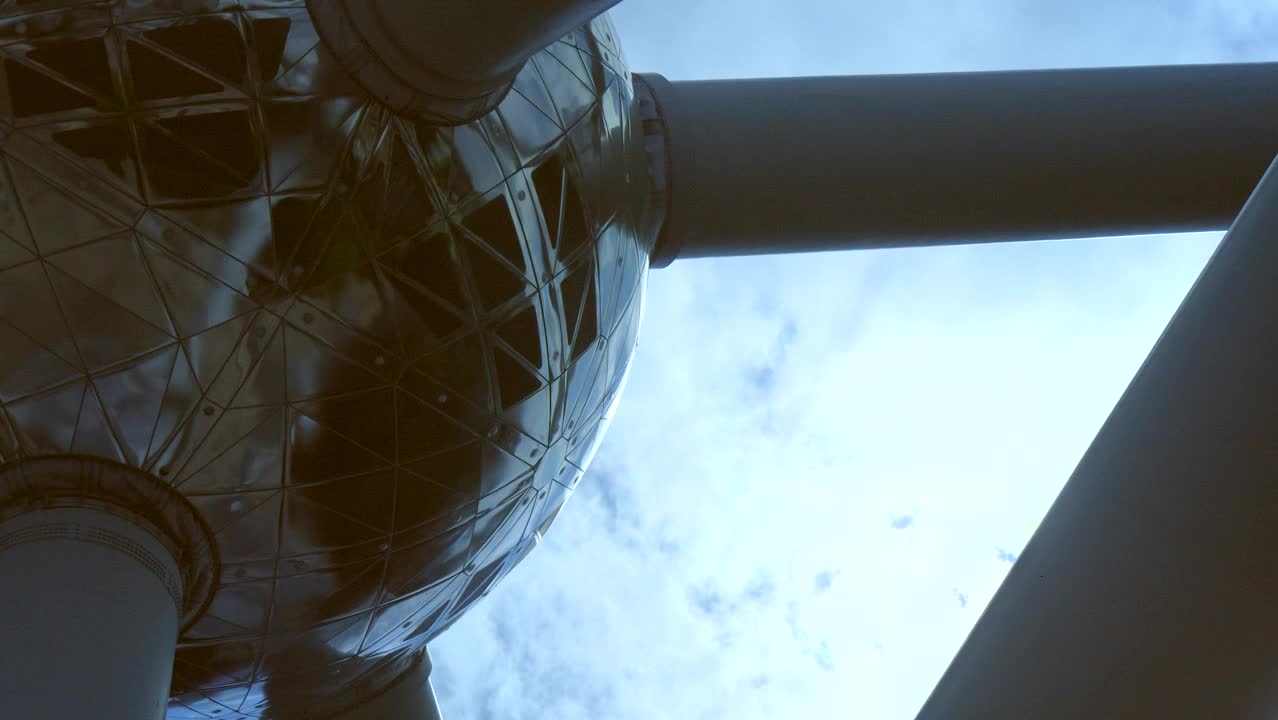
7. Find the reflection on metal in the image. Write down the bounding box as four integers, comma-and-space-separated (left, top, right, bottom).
0, 2, 649, 716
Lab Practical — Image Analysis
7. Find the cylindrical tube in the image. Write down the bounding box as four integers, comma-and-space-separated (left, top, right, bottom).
0, 507, 183, 720
276, 649, 443, 720
639, 63, 1278, 266
916, 155, 1278, 717
307, 0, 621, 125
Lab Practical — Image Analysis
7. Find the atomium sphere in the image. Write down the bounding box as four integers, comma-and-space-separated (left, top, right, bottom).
0, 2, 649, 716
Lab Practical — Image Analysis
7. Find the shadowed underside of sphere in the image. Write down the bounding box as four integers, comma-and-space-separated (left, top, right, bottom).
0, 2, 648, 717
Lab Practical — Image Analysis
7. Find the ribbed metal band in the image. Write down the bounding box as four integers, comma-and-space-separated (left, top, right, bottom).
632, 73, 671, 264
632, 73, 682, 268
0, 456, 219, 630
0, 520, 183, 611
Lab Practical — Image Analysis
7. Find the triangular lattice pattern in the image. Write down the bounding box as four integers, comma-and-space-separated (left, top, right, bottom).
0, 3, 648, 717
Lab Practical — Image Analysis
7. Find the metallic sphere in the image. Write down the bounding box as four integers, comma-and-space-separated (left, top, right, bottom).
0, 2, 649, 716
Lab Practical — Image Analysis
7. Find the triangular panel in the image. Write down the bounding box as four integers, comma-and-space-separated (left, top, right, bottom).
133, 17, 250, 90
382, 270, 462, 360
494, 345, 542, 410
183, 312, 255, 396
136, 109, 262, 202
293, 387, 396, 461
0, 322, 81, 403
362, 575, 461, 654
287, 411, 390, 485
392, 468, 473, 537
498, 84, 565, 162
45, 232, 175, 336
385, 518, 473, 595
283, 487, 389, 554
176, 408, 284, 494
0, 261, 78, 365
125, 37, 226, 102
418, 123, 505, 205
465, 234, 531, 311
45, 264, 174, 371
160, 197, 277, 278
283, 324, 385, 401
395, 388, 476, 463
145, 344, 204, 466
93, 346, 178, 466
261, 97, 362, 192
271, 558, 382, 631
545, 41, 597, 95
188, 490, 282, 564
7, 156, 126, 255
223, 319, 287, 409
530, 52, 595, 131
0, 159, 35, 252
141, 240, 258, 338
69, 383, 125, 462
6, 379, 85, 455
376, 229, 468, 312
37, 118, 144, 201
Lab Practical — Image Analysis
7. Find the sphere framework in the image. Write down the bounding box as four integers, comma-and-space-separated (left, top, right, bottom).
0, 2, 649, 716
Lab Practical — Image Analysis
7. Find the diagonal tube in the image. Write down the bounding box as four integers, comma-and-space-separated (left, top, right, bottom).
914, 153, 1278, 718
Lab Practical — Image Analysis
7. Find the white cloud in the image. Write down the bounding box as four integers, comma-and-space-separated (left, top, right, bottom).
434, 234, 1218, 719
431, 1, 1272, 718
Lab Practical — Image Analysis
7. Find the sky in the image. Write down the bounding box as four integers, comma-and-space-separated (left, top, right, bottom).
432, 2, 1276, 718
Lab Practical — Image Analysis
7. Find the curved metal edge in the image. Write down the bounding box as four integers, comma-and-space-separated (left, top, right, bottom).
266, 647, 442, 720
633, 72, 686, 269
0, 455, 221, 632
325, 649, 443, 720
304, 0, 518, 127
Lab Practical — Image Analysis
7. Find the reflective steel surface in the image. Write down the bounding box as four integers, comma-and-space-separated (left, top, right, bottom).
0, 2, 648, 716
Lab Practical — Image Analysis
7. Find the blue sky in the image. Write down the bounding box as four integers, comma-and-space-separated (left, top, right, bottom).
432, 2, 1273, 718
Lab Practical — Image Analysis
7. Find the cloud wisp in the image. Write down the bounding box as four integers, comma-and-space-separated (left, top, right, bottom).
431, 1, 1270, 718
